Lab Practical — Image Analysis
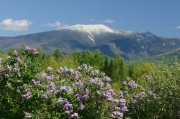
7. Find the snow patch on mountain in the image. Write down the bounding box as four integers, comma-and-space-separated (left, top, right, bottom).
60, 24, 117, 34
59, 24, 119, 44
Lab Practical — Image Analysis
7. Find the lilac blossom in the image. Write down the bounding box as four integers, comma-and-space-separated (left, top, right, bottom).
49, 82, 56, 90
112, 111, 123, 118
119, 99, 128, 112
46, 75, 53, 80
63, 103, 73, 111
25, 112, 32, 118
16, 56, 20, 61
39, 73, 47, 79
104, 76, 111, 83
23, 91, 31, 99
75, 80, 84, 87
42, 94, 48, 99
47, 66, 53, 71
146, 75, 152, 79
7, 82, 11, 87
60, 86, 67, 92
85, 88, 89, 95
6, 65, 11, 72
79, 102, 84, 110
33, 51, 39, 55
25, 46, 31, 51
67, 86, 74, 94
123, 81, 127, 85
0, 58, 3, 64
71, 113, 78, 118
140, 91, 145, 97
14, 50, 18, 56
98, 81, 104, 89
46, 89, 53, 96
90, 78, 99, 85
128, 80, 137, 88
57, 98, 64, 103
7, 56, 11, 60
148, 91, 154, 96
119, 91, 124, 98
77, 66, 82, 71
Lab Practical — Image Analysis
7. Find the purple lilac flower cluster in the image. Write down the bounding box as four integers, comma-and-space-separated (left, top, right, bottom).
56, 98, 77, 118
58, 66, 80, 80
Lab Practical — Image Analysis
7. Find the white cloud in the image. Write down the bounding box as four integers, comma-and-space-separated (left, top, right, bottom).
99, 19, 115, 23
176, 26, 180, 29
42, 21, 68, 29
0, 19, 32, 31
91, 19, 95, 22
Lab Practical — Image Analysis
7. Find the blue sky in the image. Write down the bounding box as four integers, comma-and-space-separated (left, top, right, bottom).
0, 0, 180, 38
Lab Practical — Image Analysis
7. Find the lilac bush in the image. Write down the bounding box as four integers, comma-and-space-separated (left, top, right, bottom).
2, 46, 176, 119
0, 46, 128, 119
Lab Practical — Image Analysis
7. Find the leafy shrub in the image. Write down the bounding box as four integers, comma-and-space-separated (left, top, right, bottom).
0, 46, 128, 119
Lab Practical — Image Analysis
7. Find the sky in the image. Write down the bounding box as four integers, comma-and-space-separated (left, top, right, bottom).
0, 0, 180, 38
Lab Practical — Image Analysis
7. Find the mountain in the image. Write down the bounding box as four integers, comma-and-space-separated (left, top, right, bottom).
131, 48, 180, 65
0, 24, 180, 60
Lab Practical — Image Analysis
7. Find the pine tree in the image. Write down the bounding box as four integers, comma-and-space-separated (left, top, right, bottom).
94, 49, 104, 69
82, 50, 94, 65
103, 56, 109, 75
72, 50, 82, 63
53, 49, 63, 61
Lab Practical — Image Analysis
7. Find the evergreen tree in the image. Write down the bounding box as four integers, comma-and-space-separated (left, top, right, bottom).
103, 56, 109, 75
108, 58, 115, 79
94, 49, 104, 69
81, 50, 94, 65
128, 65, 134, 78
72, 50, 82, 63
53, 49, 63, 61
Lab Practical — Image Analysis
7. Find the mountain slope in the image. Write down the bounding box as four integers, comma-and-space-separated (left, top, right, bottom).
0, 24, 180, 60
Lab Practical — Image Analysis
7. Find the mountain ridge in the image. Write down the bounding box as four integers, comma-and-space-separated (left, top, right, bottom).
0, 24, 180, 60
